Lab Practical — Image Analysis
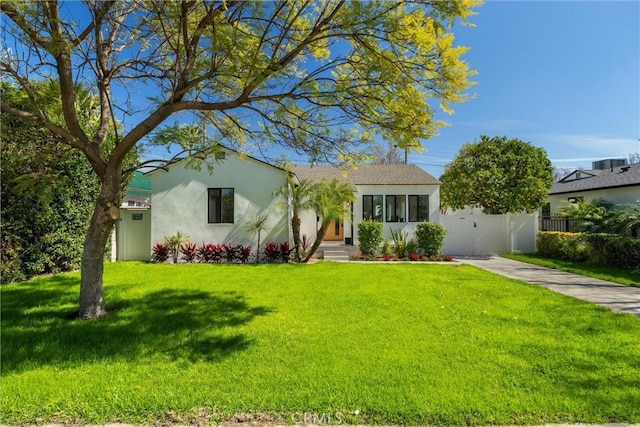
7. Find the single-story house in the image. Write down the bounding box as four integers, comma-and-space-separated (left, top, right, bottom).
546, 159, 640, 214
122, 147, 441, 260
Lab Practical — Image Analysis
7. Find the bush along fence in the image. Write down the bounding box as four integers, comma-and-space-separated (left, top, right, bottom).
357, 220, 451, 261
151, 241, 291, 264
537, 231, 640, 271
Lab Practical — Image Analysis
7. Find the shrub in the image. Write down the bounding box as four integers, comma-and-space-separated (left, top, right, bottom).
409, 253, 420, 261
197, 243, 223, 263
415, 222, 447, 257
358, 219, 384, 255
582, 234, 640, 270
222, 243, 237, 263
179, 242, 198, 263
264, 242, 280, 262
536, 232, 587, 262
279, 242, 293, 263
235, 245, 252, 264
382, 240, 392, 256
151, 243, 170, 263
390, 228, 409, 258
405, 239, 418, 256
163, 231, 190, 263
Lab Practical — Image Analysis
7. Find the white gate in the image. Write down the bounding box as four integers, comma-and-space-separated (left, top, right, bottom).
441, 208, 538, 256
116, 207, 152, 261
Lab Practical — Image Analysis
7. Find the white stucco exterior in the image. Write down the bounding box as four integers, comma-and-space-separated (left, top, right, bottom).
298, 183, 441, 247
548, 186, 639, 214
149, 151, 290, 249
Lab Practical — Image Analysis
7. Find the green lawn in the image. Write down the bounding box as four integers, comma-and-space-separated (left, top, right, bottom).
502, 253, 640, 287
2, 262, 639, 425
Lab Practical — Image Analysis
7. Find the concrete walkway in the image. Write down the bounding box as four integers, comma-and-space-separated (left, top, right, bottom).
460, 256, 640, 317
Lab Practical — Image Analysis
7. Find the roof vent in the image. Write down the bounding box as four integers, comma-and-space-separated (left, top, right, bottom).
592, 158, 627, 170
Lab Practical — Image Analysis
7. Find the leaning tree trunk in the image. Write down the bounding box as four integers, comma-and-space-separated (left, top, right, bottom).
303, 221, 328, 263
79, 170, 122, 319
291, 214, 301, 262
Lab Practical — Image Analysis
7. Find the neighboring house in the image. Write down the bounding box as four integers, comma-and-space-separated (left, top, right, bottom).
292, 164, 441, 247
546, 159, 640, 214
122, 171, 151, 207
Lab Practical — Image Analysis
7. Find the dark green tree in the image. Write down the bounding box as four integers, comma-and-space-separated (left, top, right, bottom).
440, 135, 554, 214
1, 82, 100, 283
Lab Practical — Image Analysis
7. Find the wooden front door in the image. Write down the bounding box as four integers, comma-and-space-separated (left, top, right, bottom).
325, 219, 344, 241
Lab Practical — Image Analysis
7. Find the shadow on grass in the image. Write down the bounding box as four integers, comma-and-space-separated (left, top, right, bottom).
1, 275, 274, 374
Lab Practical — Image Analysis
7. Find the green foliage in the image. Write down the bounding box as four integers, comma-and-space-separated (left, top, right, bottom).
382, 240, 392, 256
537, 232, 640, 271
242, 213, 271, 263
558, 198, 613, 233
415, 222, 448, 256
357, 220, 384, 255
537, 232, 588, 262
163, 231, 190, 263
440, 135, 554, 214
405, 239, 418, 256
605, 200, 640, 237
0, 82, 101, 283
304, 178, 356, 262
390, 228, 410, 258
582, 234, 640, 271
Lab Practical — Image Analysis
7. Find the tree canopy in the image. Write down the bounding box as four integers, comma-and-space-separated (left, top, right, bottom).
1, 0, 480, 318
440, 135, 554, 214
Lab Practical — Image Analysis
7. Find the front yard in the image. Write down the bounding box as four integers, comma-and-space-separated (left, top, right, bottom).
2, 262, 639, 425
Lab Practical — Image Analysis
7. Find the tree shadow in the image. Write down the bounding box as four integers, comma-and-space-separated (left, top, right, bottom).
1, 277, 274, 374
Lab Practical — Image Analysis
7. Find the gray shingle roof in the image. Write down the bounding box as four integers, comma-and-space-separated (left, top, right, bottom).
550, 162, 640, 194
292, 164, 441, 185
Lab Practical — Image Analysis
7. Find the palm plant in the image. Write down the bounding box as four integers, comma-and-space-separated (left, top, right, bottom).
304, 178, 356, 263
242, 213, 270, 263
274, 173, 316, 262
605, 201, 640, 237
163, 230, 190, 263
557, 198, 613, 233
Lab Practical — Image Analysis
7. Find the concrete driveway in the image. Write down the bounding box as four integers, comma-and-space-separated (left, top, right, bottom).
460, 256, 640, 317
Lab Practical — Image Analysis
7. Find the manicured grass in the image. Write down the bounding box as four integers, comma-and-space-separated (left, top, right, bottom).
502, 253, 640, 287
2, 262, 639, 425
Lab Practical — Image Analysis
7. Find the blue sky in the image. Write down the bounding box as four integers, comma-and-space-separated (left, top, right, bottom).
408, 0, 640, 178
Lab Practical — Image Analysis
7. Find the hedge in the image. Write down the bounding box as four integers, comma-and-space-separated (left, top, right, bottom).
537, 231, 640, 271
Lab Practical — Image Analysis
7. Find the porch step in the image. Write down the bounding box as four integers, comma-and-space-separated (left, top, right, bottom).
323, 250, 350, 262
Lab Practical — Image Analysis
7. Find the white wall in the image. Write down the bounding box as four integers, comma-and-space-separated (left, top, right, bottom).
441, 208, 538, 256
548, 186, 639, 214
298, 184, 441, 247
150, 153, 290, 249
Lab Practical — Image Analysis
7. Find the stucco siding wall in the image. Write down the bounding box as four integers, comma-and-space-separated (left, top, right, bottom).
150, 155, 289, 248
548, 185, 640, 213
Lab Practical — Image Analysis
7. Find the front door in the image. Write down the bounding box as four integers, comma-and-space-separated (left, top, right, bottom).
325, 219, 344, 241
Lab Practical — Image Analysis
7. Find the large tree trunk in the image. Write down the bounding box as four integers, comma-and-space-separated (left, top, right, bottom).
303, 222, 328, 263
78, 169, 122, 319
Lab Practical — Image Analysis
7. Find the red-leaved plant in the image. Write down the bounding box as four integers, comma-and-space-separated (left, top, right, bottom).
152, 243, 170, 263
179, 242, 198, 263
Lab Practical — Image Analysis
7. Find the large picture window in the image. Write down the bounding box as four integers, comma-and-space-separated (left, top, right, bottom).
208, 188, 234, 223
408, 195, 429, 222
362, 195, 383, 222
385, 195, 406, 222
